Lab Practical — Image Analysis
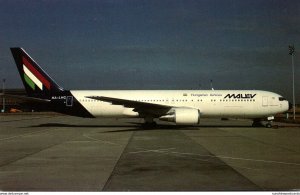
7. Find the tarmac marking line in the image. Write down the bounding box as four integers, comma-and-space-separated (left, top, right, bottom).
82, 134, 120, 146
0, 116, 56, 123
128, 145, 300, 167
169, 151, 300, 167
218, 127, 298, 153
128, 147, 176, 154
102, 131, 134, 191
0, 141, 66, 168
0, 129, 51, 141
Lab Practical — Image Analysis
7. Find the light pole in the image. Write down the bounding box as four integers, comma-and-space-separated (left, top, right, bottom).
2, 78, 5, 113
289, 45, 296, 120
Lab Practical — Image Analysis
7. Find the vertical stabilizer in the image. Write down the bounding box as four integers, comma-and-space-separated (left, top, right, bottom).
10, 48, 64, 98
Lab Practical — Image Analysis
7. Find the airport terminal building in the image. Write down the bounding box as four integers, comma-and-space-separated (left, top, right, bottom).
1, 89, 29, 112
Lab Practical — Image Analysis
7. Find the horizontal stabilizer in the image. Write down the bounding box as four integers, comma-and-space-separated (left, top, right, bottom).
0, 93, 50, 103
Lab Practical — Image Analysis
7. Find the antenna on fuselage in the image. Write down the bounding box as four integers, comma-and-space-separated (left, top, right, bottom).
210, 79, 214, 90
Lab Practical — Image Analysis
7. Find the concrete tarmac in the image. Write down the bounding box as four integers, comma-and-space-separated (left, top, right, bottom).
0, 114, 300, 191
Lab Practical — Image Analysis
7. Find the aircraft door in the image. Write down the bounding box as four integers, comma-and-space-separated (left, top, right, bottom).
262, 96, 268, 107
66, 96, 73, 107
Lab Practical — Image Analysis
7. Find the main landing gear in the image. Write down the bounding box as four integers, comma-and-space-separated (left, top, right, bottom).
252, 116, 275, 128
142, 117, 157, 128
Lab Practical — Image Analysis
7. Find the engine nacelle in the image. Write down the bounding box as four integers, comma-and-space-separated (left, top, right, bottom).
159, 108, 200, 125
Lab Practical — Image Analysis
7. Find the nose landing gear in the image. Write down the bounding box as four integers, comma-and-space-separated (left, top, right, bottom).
252, 119, 264, 127
266, 116, 274, 128
265, 123, 272, 128
252, 116, 275, 128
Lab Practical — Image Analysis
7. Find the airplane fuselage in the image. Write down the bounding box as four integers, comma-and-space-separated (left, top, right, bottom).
52, 90, 289, 119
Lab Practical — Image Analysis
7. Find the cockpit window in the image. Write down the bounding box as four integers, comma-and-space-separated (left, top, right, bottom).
279, 97, 287, 101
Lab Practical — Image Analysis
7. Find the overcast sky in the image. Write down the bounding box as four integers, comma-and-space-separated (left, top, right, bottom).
0, 0, 299, 102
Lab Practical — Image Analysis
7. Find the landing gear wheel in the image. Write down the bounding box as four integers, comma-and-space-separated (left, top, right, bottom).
142, 117, 157, 129
142, 121, 157, 129
266, 116, 275, 128
266, 123, 272, 128
252, 119, 264, 127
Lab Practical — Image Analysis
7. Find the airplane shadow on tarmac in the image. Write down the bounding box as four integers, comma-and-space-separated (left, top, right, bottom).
25, 122, 253, 133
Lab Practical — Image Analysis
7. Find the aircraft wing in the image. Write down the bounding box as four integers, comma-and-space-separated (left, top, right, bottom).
85, 96, 172, 117
0, 93, 50, 103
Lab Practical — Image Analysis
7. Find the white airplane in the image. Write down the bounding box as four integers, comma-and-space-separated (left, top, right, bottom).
8, 48, 291, 128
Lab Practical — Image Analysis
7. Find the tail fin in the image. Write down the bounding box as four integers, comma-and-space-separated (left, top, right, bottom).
10, 48, 64, 98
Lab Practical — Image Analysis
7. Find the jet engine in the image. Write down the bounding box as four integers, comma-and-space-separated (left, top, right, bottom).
159, 108, 200, 125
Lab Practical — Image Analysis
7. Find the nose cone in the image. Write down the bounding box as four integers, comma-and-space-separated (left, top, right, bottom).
289, 102, 293, 110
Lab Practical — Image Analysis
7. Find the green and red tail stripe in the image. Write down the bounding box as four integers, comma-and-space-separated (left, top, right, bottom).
22, 56, 51, 90
11, 47, 64, 98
